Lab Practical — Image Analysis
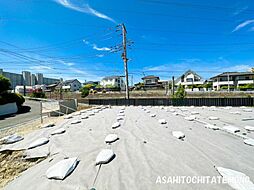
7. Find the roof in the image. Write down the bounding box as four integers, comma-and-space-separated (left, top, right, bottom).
141, 75, 160, 80
62, 79, 80, 85
102, 76, 123, 80
210, 72, 254, 79
176, 70, 203, 83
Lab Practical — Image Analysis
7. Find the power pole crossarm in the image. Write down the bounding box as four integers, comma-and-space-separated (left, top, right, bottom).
121, 23, 130, 100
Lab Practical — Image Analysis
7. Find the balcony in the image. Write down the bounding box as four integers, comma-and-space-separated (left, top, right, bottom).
237, 80, 254, 85
213, 81, 234, 86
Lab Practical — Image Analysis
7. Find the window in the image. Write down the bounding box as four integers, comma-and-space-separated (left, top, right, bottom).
186, 78, 193, 82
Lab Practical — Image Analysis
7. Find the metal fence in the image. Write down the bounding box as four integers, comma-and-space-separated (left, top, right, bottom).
78, 98, 254, 106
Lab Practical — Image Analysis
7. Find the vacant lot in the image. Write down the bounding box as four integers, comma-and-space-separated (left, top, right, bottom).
1, 106, 254, 190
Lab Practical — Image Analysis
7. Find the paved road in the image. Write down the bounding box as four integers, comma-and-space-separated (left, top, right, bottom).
0, 100, 41, 130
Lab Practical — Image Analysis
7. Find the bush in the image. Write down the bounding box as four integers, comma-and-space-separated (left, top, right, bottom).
173, 84, 186, 99
0, 75, 11, 93
30, 92, 46, 98
0, 93, 25, 106
80, 87, 89, 98
102, 89, 107, 93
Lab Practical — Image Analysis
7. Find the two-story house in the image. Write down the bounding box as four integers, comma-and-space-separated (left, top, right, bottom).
175, 70, 205, 90
141, 75, 163, 89
210, 72, 254, 91
58, 79, 82, 92
100, 76, 125, 90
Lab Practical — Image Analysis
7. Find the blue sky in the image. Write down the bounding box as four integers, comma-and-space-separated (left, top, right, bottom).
0, 0, 254, 83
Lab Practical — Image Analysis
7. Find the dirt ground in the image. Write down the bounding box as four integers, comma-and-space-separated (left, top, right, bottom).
0, 150, 44, 189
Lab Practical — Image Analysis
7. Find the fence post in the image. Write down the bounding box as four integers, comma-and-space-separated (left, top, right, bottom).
40, 101, 43, 124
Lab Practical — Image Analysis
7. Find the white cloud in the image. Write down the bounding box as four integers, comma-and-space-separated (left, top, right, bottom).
83, 39, 111, 51
232, 19, 254, 32
57, 59, 75, 66
29, 65, 52, 72
54, 0, 116, 23
92, 44, 110, 51
227, 64, 252, 72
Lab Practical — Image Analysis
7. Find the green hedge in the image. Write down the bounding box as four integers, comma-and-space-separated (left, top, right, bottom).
0, 93, 25, 106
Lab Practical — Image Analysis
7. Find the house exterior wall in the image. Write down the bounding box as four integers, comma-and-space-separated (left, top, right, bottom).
100, 77, 125, 90
70, 80, 82, 91
212, 74, 254, 90
176, 72, 204, 87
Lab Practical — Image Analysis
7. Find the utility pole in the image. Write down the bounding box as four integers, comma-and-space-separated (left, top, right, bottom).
227, 73, 230, 92
121, 23, 129, 100
172, 76, 175, 96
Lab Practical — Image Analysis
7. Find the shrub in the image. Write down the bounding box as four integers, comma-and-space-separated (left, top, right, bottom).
173, 84, 186, 99
0, 75, 11, 93
80, 87, 89, 98
0, 93, 25, 106
102, 89, 107, 93
30, 91, 46, 98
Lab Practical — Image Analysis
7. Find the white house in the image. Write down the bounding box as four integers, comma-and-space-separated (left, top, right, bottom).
61, 79, 82, 92
175, 70, 205, 91
210, 72, 254, 91
100, 76, 125, 90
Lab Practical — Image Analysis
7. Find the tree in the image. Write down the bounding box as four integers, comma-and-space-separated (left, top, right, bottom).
173, 84, 186, 99
0, 75, 11, 93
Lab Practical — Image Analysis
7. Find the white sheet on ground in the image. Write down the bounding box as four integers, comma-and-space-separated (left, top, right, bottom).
216, 167, 254, 190
46, 157, 79, 180
112, 122, 121, 129
0, 134, 24, 144
96, 149, 115, 165
244, 138, 254, 146
172, 131, 185, 139
28, 137, 49, 149
51, 128, 66, 135
209, 116, 219, 120
223, 126, 240, 133
245, 126, 254, 131
105, 134, 118, 143
184, 115, 196, 121
158, 119, 167, 124
71, 120, 81, 124
150, 113, 156, 117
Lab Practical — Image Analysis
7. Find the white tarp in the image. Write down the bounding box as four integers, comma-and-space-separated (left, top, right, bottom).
51, 128, 66, 135
150, 114, 156, 117
0, 134, 23, 144
71, 120, 81, 124
112, 122, 121, 129
184, 115, 196, 121
46, 157, 79, 180
158, 119, 167, 124
96, 149, 115, 165
223, 126, 240, 133
105, 134, 118, 143
244, 138, 254, 146
209, 116, 219, 120
28, 137, 49, 149
216, 167, 254, 190
245, 126, 254, 131
172, 131, 185, 139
